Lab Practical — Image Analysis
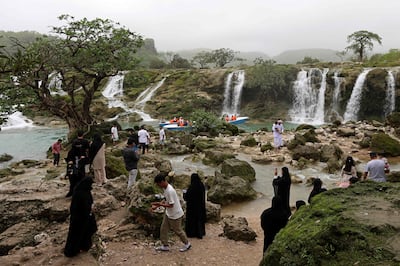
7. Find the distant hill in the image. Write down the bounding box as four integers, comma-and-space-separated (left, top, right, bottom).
0, 31, 44, 54
273, 48, 341, 64
175, 49, 270, 66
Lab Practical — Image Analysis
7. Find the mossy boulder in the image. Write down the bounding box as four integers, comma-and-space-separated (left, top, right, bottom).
207, 175, 257, 205
291, 145, 320, 161
320, 144, 343, 163
260, 142, 274, 153
221, 158, 256, 182
370, 133, 400, 156
261, 182, 400, 265
105, 154, 128, 179
203, 150, 235, 165
240, 136, 257, 147
0, 154, 12, 162
295, 124, 316, 131
192, 138, 218, 152
386, 112, 400, 128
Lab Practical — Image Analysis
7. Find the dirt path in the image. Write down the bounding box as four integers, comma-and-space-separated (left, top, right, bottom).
100, 216, 264, 266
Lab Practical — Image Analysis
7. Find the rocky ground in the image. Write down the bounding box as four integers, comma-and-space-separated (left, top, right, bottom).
0, 121, 399, 266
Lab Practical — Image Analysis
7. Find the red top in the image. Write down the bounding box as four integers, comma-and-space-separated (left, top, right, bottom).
52, 141, 62, 154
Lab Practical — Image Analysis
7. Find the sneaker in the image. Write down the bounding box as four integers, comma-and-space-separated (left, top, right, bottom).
155, 245, 169, 252
179, 242, 191, 252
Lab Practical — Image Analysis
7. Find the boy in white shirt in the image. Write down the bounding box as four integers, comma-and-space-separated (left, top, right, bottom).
152, 173, 191, 252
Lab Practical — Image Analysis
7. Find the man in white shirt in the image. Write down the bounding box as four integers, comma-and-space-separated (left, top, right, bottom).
159, 126, 166, 150
111, 123, 119, 146
138, 125, 150, 154
152, 173, 191, 252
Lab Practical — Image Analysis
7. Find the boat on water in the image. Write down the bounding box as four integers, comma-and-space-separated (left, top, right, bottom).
163, 124, 192, 131
227, 116, 249, 125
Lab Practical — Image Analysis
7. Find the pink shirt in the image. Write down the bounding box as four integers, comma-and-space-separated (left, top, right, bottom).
52, 142, 62, 154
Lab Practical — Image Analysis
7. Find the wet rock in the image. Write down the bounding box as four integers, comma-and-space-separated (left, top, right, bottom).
221, 158, 256, 182
207, 175, 257, 205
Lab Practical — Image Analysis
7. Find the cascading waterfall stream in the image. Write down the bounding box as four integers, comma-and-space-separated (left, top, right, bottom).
102, 73, 127, 110
343, 69, 371, 122
101, 73, 166, 121
332, 71, 343, 112
132, 78, 166, 121
314, 68, 329, 124
384, 70, 396, 116
289, 68, 328, 125
221, 70, 245, 115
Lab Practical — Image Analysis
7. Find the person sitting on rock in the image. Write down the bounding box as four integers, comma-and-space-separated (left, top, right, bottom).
308, 178, 327, 204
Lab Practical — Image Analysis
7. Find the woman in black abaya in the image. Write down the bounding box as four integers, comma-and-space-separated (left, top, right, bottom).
64, 176, 97, 257
183, 173, 206, 239
260, 196, 288, 253
272, 166, 292, 218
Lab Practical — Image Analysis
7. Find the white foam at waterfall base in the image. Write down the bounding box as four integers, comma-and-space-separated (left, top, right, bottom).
1, 111, 34, 130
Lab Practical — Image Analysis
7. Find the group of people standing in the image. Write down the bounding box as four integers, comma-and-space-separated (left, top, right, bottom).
261, 150, 391, 254
261, 166, 328, 254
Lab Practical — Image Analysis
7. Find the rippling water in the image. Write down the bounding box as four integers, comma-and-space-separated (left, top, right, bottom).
0, 126, 68, 168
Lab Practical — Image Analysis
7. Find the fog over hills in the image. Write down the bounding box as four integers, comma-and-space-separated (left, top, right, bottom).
174, 47, 342, 66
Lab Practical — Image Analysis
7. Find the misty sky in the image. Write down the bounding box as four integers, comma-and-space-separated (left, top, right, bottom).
1, 0, 399, 56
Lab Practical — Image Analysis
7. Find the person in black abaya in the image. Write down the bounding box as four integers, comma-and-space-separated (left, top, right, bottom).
308, 178, 327, 204
272, 166, 292, 218
64, 176, 97, 257
260, 196, 288, 253
65, 149, 83, 198
183, 173, 206, 239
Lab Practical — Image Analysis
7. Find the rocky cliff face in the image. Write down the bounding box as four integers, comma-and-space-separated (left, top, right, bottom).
93, 65, 400, 124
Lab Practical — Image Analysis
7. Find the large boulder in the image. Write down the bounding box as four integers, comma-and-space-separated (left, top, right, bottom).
221, 158, 256, 182
291, 145, 320, 161
261, 182, 400, 265
222, 216, 257, 242
205, 201, 221, 223
207, 175, 257, 205
320, 144, 343, 163
370, 133, 400, 156
203, 150, 235, 165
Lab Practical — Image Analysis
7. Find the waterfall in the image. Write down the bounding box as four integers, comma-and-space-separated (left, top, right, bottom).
330, 71, 345, 119
48, 72, 67, 96
289, 68, 328, 124
314, 68, 329, 124
101, 73, 166, 121
384, 70, 396, 116
0, 111, 34, 130
332, 71, 343, 111
102, 73, 127, 110
131, 78, 166, 121
343, 69, 371, 122
221, 70, 245, 115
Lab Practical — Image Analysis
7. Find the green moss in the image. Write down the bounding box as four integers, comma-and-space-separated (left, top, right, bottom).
262, 182, 400, 265
105, 154, 128, 179
240, 136, 257, 147
370, 133, 400, 156
0, 153, 13, 162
